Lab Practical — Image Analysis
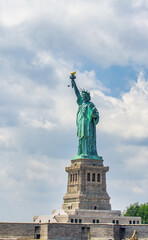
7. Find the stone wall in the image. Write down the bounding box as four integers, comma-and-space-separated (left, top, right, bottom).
121, 224, 148, 240
89, 224, 117, 240
0, 222, 148, 240
47, 223, 121, 240
48, 223, 83, 240
0, 222, 38, 239
65, 209, 141, 225
40, 224, 48, 240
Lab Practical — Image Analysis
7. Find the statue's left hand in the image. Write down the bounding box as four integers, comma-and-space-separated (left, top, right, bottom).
92, 108, 98, 118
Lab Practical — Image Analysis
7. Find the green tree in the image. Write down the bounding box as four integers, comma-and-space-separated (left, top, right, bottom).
123, 202, 148, 224
138, 203, 148, 224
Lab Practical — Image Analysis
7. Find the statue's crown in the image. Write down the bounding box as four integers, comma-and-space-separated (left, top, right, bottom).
81, 89, 91, 100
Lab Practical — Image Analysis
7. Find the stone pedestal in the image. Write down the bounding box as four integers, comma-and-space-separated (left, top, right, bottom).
62, 158, 111, 211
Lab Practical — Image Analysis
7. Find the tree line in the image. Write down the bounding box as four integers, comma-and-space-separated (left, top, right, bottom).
123, 202, 148, 224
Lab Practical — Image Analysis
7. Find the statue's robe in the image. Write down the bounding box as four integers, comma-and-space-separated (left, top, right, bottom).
76, 95, 99, 157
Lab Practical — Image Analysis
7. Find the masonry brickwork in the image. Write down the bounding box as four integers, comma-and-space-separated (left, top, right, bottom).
0, 222, 148, 240
0, 222, 39, 239
62, 158, 111, 211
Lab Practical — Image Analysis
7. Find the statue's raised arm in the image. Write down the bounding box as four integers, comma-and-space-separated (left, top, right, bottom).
70, 72, 81, 104
71, 78, 80, 97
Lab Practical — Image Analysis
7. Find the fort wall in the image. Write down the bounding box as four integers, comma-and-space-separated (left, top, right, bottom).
0, 222, 38, 239
121, 224, 148, 240
0, 222, 148, 240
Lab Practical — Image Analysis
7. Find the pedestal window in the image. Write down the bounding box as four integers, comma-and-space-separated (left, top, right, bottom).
70, 174, 72, 182
87, 173, 90, 181
92, 173, 95, 182
97, 173, 100, 182
75, 173, 77, 181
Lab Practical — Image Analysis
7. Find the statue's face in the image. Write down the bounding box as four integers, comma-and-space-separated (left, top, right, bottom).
82, 92, 89, 102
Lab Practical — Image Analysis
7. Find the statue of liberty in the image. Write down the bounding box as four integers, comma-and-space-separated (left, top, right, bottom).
70, 72, 101, 159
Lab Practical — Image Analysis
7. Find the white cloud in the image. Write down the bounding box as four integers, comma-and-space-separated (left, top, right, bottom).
94, 72, 148, 139
133, 186, 144, 194
1, 0, 148, 66
124, 145, 148, 175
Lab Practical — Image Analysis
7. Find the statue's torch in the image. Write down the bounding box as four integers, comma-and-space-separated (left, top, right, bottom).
68, 71, 76, 87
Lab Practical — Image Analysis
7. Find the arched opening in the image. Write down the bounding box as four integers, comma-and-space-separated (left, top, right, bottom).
75, 173, 77, 181
92, 173, 95, 182
70, 174, 72, 182
87, 173, 90, 181
97, 173, 100, 182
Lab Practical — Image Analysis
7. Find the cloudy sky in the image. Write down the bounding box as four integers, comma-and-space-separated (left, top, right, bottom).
0, 0, 148, 222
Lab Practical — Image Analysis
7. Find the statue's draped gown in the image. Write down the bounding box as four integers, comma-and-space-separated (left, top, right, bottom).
76, 95, 99, 157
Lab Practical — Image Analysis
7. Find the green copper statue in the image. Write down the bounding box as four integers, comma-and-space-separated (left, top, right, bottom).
70, 72, 101, 159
